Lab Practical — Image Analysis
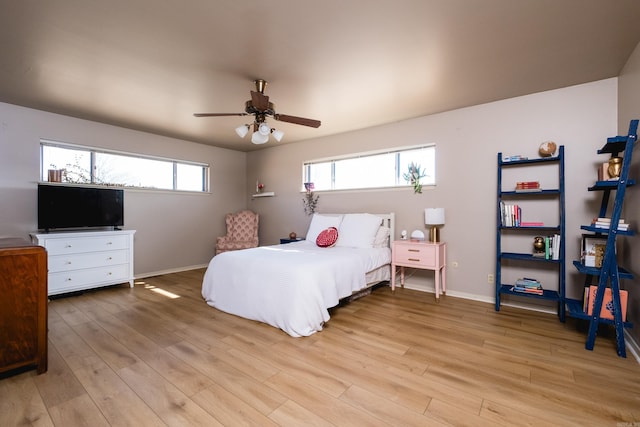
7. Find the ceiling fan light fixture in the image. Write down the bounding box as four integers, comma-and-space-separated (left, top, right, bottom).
251, 131, 269, 144
235, 124, 250, 138
258, 122, 271, 136
271, 129, 284, 142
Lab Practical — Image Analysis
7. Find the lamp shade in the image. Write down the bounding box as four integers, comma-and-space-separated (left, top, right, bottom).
235, 124, 249, 138
272, 129, 284, 142
251, 131, 269, 144
258, 122, 271, 136
425, 208, 445, 225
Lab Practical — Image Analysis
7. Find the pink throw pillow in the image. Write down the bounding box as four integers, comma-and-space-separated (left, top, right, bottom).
316, 227, 339, 248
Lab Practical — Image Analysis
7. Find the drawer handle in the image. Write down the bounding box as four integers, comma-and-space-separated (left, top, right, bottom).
107, 242, 113, 245
66, 261, 72, 265
408, 249, 420, 252
108, 272, 112, 275
66, 278, 72, 281
65, 244, 72, 248
107, 257, 113, 260
408, 258, 421, 262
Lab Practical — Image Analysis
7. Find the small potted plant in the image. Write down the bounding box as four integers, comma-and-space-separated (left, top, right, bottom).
403, 162, 427, 194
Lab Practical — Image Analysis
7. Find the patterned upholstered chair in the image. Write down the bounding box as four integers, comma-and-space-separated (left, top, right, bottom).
215, 210, 259, 255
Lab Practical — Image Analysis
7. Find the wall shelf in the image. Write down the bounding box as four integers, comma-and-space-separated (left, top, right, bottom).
252, 192, 275, 198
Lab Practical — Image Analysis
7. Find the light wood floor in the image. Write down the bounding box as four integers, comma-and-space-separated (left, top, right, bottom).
2, 269, 639, 426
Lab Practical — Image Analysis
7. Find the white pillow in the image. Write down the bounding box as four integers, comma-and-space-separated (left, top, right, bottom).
306, 214, 343, 243
373, 226, 391, 248
336, 213, 383, 248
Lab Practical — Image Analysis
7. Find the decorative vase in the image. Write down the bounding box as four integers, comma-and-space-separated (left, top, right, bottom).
608, 157, 622, 178
47, 169, 63, 182
533, 236, 545, 254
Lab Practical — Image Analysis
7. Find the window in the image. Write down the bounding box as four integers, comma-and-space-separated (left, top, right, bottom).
303, 145, 435, 191
41, 141, 209, 192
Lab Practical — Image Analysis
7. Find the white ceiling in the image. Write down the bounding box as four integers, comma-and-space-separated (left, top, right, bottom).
1, 1, 640, 151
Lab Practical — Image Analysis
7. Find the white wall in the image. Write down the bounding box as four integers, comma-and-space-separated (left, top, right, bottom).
248, 79, 618, 305
0, 102, 247, 276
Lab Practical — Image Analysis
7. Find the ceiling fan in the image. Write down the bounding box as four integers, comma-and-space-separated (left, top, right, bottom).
194, 79, 321, 144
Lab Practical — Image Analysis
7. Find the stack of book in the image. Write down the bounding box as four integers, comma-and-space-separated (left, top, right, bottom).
515, 181, 541, 192
511, 278, 543, 295
592, 217, 629, 231
503, 155, 529, 162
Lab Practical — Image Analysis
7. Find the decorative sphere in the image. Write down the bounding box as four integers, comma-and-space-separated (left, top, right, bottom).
539, 141, 557, 157
289, 232, 297, 239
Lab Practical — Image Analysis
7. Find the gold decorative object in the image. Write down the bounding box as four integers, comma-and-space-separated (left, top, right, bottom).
533, 236, 545, 255
289, 232, 297, 239
538, 141, 557, 157
607, 157, 623, 178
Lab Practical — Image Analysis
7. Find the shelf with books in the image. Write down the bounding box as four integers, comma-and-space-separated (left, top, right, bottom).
495, 146, 565, 321
569, 120, 637, 357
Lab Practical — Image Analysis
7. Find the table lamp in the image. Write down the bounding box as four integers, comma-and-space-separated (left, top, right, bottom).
425, 208, 445, 242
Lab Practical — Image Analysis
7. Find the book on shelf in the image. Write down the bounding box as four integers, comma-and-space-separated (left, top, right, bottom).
520, 221, 544, 227
500, 202, 524, 227
515, 188, 543, 193
511, 278, 543, 295
515, 181, 542, 192
591, 217, 629, 230
584, 285, 628, 321
531, 234, 561, 260
503, 155, 528, 162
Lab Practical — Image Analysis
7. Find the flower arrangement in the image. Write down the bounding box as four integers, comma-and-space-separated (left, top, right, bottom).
256, 180, 265, 193
303, 182, 319, 215
402, 162, 427, 194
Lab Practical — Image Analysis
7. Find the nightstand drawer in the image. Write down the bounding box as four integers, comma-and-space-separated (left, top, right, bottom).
393, 244, 438, 268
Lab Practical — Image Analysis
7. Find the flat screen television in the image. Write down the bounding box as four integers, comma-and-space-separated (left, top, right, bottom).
38, 184, 124, 231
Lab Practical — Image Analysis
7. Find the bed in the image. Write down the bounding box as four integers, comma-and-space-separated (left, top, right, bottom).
201, 212, 395, 337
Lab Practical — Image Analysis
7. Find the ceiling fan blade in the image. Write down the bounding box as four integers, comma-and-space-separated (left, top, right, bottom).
193, 112, 248, 117
250, 91, 270, 111
274, 114, 321, 128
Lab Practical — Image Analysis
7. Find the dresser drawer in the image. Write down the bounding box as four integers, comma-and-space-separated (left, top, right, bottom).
43, 234, 130, 255
49, 264, 131, 295
393, 244, 438, 268
48, 249, 129, 273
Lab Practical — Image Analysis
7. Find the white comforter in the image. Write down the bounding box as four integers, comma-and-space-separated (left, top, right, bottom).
201, 240, 391, 337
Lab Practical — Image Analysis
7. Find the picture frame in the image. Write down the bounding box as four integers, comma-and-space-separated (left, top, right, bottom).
581, 234, 611, 267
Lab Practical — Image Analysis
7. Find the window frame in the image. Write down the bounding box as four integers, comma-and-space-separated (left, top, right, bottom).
302, 144, 436, 192
40, 139, 210, 193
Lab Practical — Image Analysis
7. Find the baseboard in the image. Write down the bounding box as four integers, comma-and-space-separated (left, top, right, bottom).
135, 264, 208, 280
625, 330, 640, 364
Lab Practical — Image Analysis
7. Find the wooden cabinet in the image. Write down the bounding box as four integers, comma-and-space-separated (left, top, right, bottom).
0, 238, 48, 376
31, 230, 135, 296
391, 240, 447, 301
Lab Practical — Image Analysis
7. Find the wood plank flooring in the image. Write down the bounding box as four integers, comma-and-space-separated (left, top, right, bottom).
1, 268, 639, 426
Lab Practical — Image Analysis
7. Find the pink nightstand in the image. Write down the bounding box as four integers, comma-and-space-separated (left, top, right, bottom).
391, 240, 447, 301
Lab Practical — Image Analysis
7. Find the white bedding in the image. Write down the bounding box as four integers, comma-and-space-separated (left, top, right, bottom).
201, 240, 391, 337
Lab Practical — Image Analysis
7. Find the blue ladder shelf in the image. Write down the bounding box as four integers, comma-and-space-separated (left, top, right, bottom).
569, 120, 637, 357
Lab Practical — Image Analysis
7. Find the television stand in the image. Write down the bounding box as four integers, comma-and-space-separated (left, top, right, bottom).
31, 229, 136, 296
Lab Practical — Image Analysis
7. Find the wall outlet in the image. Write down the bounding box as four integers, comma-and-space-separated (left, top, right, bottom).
487, 274, 494, 284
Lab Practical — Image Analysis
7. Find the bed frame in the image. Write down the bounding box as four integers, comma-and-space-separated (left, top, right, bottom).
342, 212, 395, 302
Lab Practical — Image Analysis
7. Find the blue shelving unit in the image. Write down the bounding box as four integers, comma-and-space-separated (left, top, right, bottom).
567, 120, 637, 358
495, 146, 566, 321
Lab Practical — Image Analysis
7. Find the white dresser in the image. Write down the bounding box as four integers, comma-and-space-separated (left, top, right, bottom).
31, 229, 135, 296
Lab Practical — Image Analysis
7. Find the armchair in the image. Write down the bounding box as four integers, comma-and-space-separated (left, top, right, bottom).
215, 210, 259, 255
